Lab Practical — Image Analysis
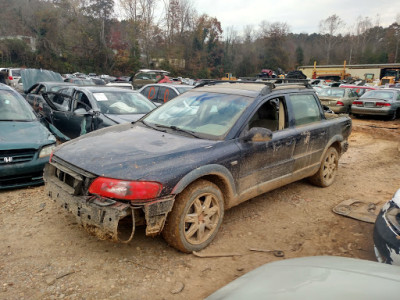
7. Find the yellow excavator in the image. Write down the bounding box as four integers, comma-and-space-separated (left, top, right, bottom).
221, 73, 237, 81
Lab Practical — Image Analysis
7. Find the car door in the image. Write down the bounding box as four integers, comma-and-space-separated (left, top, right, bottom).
288, 93, 329, 174
64, 90, 95, 138
237, 96, 297, 193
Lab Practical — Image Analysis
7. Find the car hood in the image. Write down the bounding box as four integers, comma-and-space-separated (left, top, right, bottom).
53, 123, 218, 180
0, 120, 55, 150
206, 256, 400, 300
104, 114, 145, 124
21, 69, 63, 92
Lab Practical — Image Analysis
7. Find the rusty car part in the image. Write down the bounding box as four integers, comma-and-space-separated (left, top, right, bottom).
333, 199, 379, 223
192, 251, 242, 258
249, 248, 285, 257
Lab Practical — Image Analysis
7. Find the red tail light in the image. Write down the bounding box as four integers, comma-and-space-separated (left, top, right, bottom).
88, 177, 162, 201
336, 101, 344, 106
8, 76, 13, 81
49, 151, 54, 162
353, 101, 363, 106
376, 102, 391, 107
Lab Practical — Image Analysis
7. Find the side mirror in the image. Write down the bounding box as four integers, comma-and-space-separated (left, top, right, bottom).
74, 108, 93, 116
243, 127, 273, 142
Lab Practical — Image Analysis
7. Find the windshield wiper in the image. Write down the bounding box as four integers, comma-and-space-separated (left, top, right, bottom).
153, 124, 200, 138
140, 120, 167, 132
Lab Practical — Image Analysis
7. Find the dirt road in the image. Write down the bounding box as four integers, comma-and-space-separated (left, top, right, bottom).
1, 118, 399, 300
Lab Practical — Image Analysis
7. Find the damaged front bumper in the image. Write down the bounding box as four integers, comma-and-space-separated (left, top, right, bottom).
44, 163, 175, 243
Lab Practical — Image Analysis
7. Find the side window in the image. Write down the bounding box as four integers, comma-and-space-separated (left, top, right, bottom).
247, 97, 286, 132
290, 94, 321, 126
147, 86, 159, 102
74, 92, 92, 110
158, 87, 176, 103
397, 92, 400, 100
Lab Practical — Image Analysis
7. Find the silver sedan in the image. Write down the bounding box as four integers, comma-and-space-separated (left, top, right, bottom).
352, 89, 400, 120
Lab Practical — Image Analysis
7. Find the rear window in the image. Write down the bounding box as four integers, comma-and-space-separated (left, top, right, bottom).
10, 69, 21, 77
319, 88, 345, 98
361, 91, 394, 100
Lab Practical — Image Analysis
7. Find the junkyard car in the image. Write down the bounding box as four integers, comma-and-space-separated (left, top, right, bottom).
41, 86, 156, 139
318, 87, 359, 114
373, 188, 400, 265
138, 83, 194, 104
352, 89, 400, 120
206, 256, 400, 299
0, 84, 56, 189
5, 68, 22, 88
131, 69, 169, 89
44, 82, 351, 252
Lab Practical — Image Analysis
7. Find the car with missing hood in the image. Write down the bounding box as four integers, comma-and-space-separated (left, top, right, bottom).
352, 89, 400, 120
41, 86, 157, 139
373, 188, 400, 265
43, 81, 351, 252
0, 84, 56, 189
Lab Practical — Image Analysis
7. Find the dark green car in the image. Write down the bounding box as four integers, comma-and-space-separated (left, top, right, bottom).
0, 84, 56, 189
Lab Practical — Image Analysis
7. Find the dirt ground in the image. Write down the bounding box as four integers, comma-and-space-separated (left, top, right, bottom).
1, 117, 400, 300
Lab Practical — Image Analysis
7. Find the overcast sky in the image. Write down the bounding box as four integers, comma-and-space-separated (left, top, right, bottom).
192, 0, 400, 35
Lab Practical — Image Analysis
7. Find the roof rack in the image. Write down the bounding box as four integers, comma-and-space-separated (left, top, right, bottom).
194, 78, 312, 94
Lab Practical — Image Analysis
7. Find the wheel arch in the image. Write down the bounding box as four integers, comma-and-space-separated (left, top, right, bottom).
323, 134, 344, 157
171, 164, 237, 209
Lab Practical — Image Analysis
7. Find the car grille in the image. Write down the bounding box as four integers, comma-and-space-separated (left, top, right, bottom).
0, 149, 36, 165
46, 157, 96, 196
0, 171, 43, 189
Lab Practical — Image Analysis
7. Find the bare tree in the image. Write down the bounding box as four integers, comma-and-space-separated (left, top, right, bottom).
319, 14, 344, 64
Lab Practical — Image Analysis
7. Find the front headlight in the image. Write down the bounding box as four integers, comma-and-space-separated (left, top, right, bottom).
39, 144, 56, 158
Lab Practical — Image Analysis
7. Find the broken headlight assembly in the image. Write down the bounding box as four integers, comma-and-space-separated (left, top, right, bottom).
39, 144, 56, 158
88, 177, 162, 201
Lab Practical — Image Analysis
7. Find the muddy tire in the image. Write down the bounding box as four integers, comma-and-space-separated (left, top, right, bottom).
309, 147, 339, 187
162, 180, 224, 253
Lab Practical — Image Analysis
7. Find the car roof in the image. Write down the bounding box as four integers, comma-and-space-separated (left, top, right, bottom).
76, 86, 140, 93
193, 82, 312, 98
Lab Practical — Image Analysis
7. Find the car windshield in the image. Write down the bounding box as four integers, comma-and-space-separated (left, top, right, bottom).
319, 88, 345, 98
143, 91, 253, 139
93, 91, 156, 114
0, 90, 36, 121
361, 90, 394, 100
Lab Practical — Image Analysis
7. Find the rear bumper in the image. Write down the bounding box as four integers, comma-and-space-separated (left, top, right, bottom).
44, 163, 175, 242
351, 106, 394, 116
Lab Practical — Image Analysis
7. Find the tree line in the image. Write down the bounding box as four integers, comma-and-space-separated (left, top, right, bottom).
0, 0, 399, 78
